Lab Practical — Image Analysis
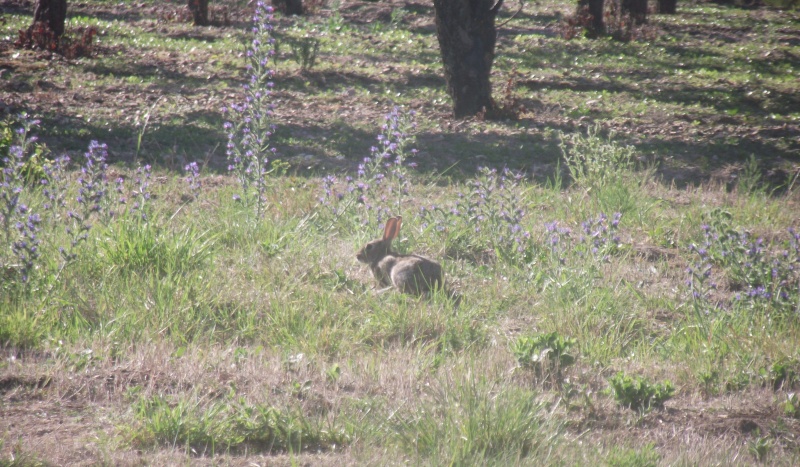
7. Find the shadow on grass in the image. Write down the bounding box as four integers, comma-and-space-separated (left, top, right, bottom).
32, 97, 798, 195
81, 60, 243, 95
518, 72, 800, 119
36, 111, 227, 168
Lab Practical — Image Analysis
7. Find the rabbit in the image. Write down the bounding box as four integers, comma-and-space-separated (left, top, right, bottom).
356, 216, 444, 295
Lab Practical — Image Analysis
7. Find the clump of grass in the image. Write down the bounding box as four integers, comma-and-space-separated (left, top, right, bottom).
558, 123, 650, 215
604, 443, 660, 467
101, 221, 216, 278
130, 393, 349, 453
390, 376, 560, 464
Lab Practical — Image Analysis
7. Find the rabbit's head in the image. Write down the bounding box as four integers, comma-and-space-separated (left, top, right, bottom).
356, 216, 401, 265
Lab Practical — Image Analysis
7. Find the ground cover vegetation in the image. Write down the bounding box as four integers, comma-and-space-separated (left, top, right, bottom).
1, 0, 800, 464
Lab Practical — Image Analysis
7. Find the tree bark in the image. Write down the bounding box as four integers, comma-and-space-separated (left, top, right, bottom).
275, 0, 304, 15
432, 0, 503, 119
657, 0, 677, 14
188, 0, 209, 26
31, 0, 67, 37
621, 0, 648, 24
577, 0, 604, 36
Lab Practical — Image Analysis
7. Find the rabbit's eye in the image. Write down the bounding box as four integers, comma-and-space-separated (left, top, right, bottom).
365, 244, 373, 251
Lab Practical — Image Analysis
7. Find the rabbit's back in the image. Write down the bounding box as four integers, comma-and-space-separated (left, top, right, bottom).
389, 255, 443, 295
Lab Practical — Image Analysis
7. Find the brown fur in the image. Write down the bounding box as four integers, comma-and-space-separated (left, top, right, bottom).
356, 216, 443, 295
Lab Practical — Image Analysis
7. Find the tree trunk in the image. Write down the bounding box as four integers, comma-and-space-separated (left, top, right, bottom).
621, 0, 648, 24
577, 0, 604, 36
188, 0, 209, 26
657, 0, 677, 14
31, 0, 67, 37
276, 0, 304, 15
432, 0, 503, 119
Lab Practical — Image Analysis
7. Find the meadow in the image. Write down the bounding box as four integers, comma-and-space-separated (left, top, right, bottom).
1, 0, 799, 464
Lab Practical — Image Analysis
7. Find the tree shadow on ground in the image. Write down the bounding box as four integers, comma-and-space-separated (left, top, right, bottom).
81, 58, 242, 95
28, 92, 798, 198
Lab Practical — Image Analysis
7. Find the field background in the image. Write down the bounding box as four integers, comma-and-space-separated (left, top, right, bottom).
1, 0, 800, 464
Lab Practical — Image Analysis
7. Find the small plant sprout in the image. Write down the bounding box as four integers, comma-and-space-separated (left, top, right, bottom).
784, 393, 800, 419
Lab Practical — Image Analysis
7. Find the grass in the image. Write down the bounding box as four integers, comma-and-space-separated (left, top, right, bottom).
2, 0, 800, 464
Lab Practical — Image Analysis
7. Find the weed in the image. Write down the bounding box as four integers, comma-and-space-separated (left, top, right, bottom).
183, 161, 201, 201
286, 34, 320, 72
762, 358, 799, 391
606, 371, 674, 411
60, 141, 111, 263
738, 154, 766, 195
511, 332, 577, 381
224, 2, 283, 219
1, 116, 43, 282
559, 123, 636, 191
319, 107, 418, 231
128, 163, 152, 221
419, 166, 532, 266
697, 209, 800, 318
540, 211, 624, 291
784, 393, 800, 418
747, 431, 771, 462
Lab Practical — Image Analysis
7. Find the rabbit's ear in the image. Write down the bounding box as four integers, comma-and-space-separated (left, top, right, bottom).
384, 217, 401, 241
